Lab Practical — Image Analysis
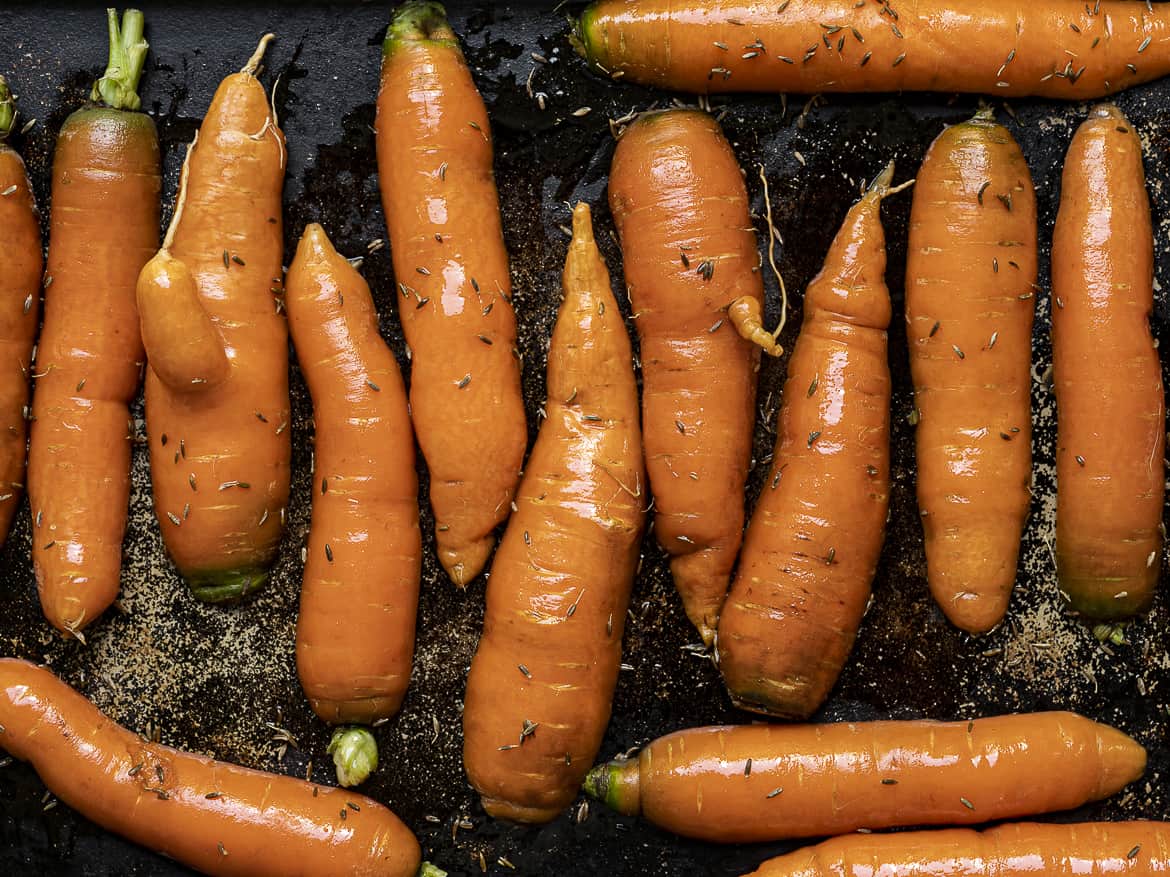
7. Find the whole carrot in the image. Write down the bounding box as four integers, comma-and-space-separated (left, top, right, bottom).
584, 713, 1146, 844
28, 9, 159, 637
574, 0, 1170, 99
907, 109, 1037, 634
137, 35, 289, 602
376, 1, 526, 587
716, 163, 906, 720
608, 108, 763, 645
746, 822, 1170, 876
0, 77, 40, 549
462, 203, 644, 824
1052, 104, 1163, 621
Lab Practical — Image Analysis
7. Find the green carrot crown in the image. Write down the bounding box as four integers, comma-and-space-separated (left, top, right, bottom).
0, 75, 15, 140
384, 1, 459, 57
91, 8, 149, 111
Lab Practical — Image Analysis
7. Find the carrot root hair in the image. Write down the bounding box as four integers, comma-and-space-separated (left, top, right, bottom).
241, 33, 275, 76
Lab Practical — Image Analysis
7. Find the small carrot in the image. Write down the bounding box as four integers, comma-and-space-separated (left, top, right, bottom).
584, 713, 1146, 844
28, 9, 159, 637
462, 203, 644, 824
608, 108, 763, 645
717, 162, 907, 720
1052, 104, 1163, 620
574, 0, 1170, 99
137, 35, 289, 602
906, 108, 1037, 634
376, 1, 526, 587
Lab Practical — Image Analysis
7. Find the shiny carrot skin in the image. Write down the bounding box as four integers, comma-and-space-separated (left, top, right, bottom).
1052, 104, 1163, 620
462, 203, 644, 824
0, 658, 421, 876
574, 0, 1170, 99
583, 713, 1146, 844
907, 110, 1036, 634
608, 108, 762, 645
716, 164, 900, 720
137, 37, 289, 602
29, 10, 159, 636
747, 822, 1170, 876
287, 224, 421, 725
376, 1, 526, 587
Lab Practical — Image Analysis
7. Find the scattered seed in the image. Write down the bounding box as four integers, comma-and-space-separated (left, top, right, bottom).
518, 664, 531, 679
891, 23, 904, 38
882, 778, 898, 785
960, 797, 975, 811
766, 787, 784, 798
325, 543, 334, 562
218, 842, 228, 857
778, 54, 795, 63
572, 106, 592, 117
231, 254, 245, 266
826, 547, 836, 564
952, 344, 965, 360
807, 430, 821, 448
1076, 454, 1086, 466
977, 181, 991, 204
696, 259, 715, 281
988, 332, 998, 349
218, 480, 250, 490
1139, 36, 1152, 53
0, 185, 16, 196
929, 320, 941, 337
205, 791, 222, 799
892, 52, 906, 66
708, 318, 724, 333
675, 420, 686, 435
860, 51, 872, 66
222, 250, 230, 269
744, 758, 753, 777
189, 474, 197, 491
807, 375, 819, 397
457, 374, 471, 389
1070, 22, 1081, 32
997, 192, 1013, 211
1129, 845, 1142, 860
321, 477, 328, 495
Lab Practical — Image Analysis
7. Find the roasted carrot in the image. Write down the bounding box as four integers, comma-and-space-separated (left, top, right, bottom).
573, 0, 1170, 99
716, 163, 905, 720
907, 108, 1036, 634
583, 713, 1146, 844
137, 35, 289, 602
746, 821, 1170, 876
286, 223, 421, 727
376, 1, 526, 586
28, 9, 159, 637
462, 203, 644, 824
0, 77, 41, 550
608, 108, 762, 645
0, 658, 421, 876
1052, 103, 1163, 620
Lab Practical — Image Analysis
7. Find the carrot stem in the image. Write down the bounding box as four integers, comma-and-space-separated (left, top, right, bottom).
327, 726, 379, 788
384, 1, 459, 56
240, 33, 275, 77
91, 8, 148, 111
418, 865, 448, 877
0, 75, 14, 140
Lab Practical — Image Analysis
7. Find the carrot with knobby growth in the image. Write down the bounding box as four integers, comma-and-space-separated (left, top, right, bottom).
608, 108, 764, 645
907, 108, 1037, 635
29, 9, 159, 637
376, 1, 526, 587
584, 713, 1146, 844
1052, 104, 1163, 621
137, 35, 289, 602
573, 0, 1170, 99
462, 203, 644, 824
717, 162, 907, 720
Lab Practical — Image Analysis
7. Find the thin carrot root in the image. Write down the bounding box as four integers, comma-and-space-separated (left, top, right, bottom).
241, 33, 275, 76
728, 296, 783, 357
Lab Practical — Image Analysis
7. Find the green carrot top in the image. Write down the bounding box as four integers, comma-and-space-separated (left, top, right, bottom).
91, 8, 149, 111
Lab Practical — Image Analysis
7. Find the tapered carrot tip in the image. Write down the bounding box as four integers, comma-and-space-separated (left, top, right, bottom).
571, 201, 594, 240
384, 1, 458, 55
480, 795, 560, 825
439, 537, 492, 588
728, 296, 783, 357
671, 554, 722, 646
583, 757, 641, 816
1093, 724, 1147, 799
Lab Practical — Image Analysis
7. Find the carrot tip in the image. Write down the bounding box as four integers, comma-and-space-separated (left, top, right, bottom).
570, 201, 594, 242
241, 33, 275, 77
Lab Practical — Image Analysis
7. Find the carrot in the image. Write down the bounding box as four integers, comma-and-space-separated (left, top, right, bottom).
608, 108, 763, 645
375, 1, 526, 587
746, 821, 1170, 876
0, 658, 421, 876
28, 9, 159, 637
136, 35, 289, 602
716, 162, 906, 720
0, 77, 41, 550
573, 0, 1170, 99
462, 203, 644, 824
1052, 103, 1163, 620
583, 713, 1146, 844
906, 108, 1037, 634
286, 223, 421, 728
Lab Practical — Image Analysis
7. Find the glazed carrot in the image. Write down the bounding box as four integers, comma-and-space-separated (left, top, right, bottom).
716, 163, 905, 720
608, 108, 762, 645
462, 203, 644, 824
583, 713, 1146, 844
376, 1, 526, 586
746, 822, 1170, 876
0, 658, 421, 876
286, 223, 421, 727
28, 10, 159, 637
1052, 104, 1163, 620
574, 0, 1170, 99
907, 108, 1037, 634
137, 35, 289, 602
0, 78, 41, 549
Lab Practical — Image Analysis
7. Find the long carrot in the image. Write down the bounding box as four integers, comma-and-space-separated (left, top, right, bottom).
608, 108, 763, 645
716, 162, 905, 720
28, 9, 159, 637
1052, 103, 1163, 620
376, 1, 526, 587
906, 108, 1036, 634
746, 822, 1170, 876
137, 35, 289, 602
573, 0, 1170, 98
583, 713, 1146, 844
462, 202, 644, 824
0, 77, 41, 550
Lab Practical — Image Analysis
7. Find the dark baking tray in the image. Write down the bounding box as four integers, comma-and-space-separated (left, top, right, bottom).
0, 2, 1167, 875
